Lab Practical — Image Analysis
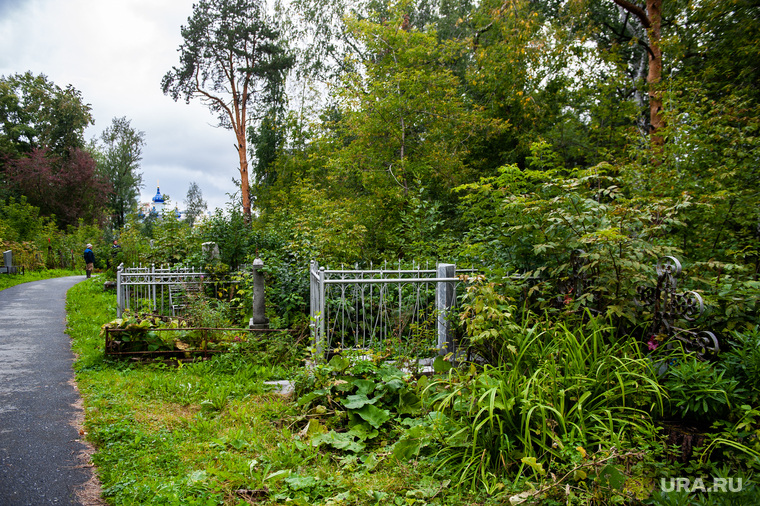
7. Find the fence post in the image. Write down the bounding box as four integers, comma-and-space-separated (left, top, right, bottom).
436, 263, 456, 356
116, 263, 124, 317
309, 261, 318, 354
309, 262, 327, 357
249, 258, 269, 329
151, 264, 157, 312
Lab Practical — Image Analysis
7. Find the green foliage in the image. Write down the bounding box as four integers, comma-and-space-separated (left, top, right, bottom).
3, 214, 97, 272
662, 356, 743, 423
0, 196, 46, 242
721, 327, 760, 404
457, 274, 521, 364
651, 82, 760, 270
193, 201, 276, 268
146, 211, 194, 265
424, 312, 664, 495
91, 116, 145, 230
1, 216, 108, 273
0, 71, 93, 158
456, 149, 684, 325
100, 309, 250, 355
182, 181, 207, 228
687, 261, 760, 334
257, 249, 309, 329
295, 353, 426, 455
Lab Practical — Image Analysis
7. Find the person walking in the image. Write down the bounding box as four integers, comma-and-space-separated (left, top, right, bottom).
83, 243, 95, 278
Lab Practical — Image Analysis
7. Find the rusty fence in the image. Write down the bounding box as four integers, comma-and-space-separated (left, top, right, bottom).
104, 326, 284, 358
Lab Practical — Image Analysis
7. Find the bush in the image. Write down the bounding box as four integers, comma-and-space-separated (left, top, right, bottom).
720, 326, 760, 404
662, 356, 744, 423
422, 300, 665, 495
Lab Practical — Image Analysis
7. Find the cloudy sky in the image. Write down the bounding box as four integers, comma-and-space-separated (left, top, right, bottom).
0, 0, 241, 212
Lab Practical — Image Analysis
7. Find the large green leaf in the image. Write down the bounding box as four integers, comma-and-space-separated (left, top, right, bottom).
356, 404, 391, 429
342, 394, 378, 409
328, 355, 350, 372
351, 378, 376, 396
433, 356, 452, 373
348, 422, 378, 441
392, 424, 433, 461
398, 390, 422, 415
392, 437, 422, 461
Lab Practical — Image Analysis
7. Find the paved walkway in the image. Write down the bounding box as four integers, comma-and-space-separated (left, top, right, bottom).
0, 276, 101, 505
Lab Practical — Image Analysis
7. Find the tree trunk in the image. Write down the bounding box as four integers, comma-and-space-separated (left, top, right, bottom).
647, 0, 664, 146
612, 0, 664, 146
236, 130, 252, 221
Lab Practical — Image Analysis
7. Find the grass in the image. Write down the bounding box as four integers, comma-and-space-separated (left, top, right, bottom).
67, 277, 470, 505
65, 276, 760, 505
0, 268, 79, 291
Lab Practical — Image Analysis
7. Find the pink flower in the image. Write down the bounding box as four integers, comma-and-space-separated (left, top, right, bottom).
647, 337, 659, 351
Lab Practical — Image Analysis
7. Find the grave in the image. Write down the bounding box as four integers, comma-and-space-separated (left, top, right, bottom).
0, 250, 18, 274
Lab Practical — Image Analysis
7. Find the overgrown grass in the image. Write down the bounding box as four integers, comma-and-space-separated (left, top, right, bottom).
67, 276, 760, 505
67, 277, 469, 505
0, 268, 79, 291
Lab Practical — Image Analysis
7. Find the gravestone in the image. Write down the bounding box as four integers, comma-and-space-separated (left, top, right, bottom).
202, 242, 220, 261
1, 250, 16, 274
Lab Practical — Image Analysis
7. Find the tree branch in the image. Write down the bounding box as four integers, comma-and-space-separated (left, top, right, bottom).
600, 19, 654, 59
611, 0, 651, 29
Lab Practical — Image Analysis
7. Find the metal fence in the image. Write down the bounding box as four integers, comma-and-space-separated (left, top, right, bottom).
116, 263, 206, 317
309, 261, 472, 358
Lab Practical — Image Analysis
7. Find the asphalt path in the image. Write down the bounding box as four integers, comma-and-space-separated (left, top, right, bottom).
0, 276, 101, 505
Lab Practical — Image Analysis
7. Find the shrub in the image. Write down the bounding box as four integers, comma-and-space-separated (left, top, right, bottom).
423, 309, 665, 494
718, 326, 760, 404
662, 356, 744, 423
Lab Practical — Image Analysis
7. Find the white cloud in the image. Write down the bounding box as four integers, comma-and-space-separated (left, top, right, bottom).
0, 0, 240, 212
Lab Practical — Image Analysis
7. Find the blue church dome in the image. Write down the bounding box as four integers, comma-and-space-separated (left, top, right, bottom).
152, 186, 165, 204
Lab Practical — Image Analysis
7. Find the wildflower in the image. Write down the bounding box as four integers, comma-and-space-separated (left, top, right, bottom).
647, 336, 659, 351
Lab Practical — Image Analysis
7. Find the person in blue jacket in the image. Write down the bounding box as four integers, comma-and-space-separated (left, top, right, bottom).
83, 243, 95, 278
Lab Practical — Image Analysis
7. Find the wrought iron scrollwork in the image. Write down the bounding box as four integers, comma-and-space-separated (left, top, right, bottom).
555, 249, 595, 310
636, 256, 718, 357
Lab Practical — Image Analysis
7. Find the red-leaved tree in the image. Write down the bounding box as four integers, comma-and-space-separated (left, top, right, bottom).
7, 147, 112, 228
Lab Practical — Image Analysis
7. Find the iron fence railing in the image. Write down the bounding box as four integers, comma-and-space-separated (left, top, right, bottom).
309, 260, 476, 358
116, 263, 248, 318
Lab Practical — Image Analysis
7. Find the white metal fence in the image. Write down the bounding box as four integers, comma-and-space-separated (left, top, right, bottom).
116, 263, 206, 317
309, 261, 471, 357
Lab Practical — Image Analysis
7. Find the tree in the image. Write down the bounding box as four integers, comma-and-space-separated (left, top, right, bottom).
183, 181, 208, 226
609, 0, 663, 145
0, 196, 45, 243
0, 79, 35, 160
6, 147, 111, 228
336, 12, 502, 195
93, 117, 145, 229
161, 0, 294, 221
264, 2, 511, 256
1, 72, 95, 205
0, 72, 93, 159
